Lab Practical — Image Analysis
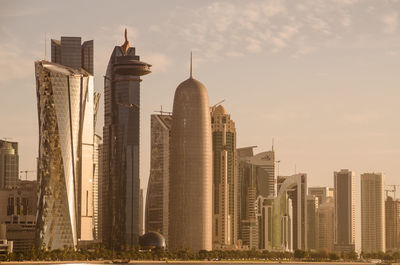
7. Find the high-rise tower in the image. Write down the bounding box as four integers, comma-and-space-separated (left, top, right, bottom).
35, 60, 94, 249
0, 140, 19, 188
169, 56, 212, 251
385, 195, 400, 251
102, 30, 151, 248
211, 105, 238, 248
145, 114, 172, 242
361, 173, 385, 253
334, 169, 355, 253
51, 37, 94, 74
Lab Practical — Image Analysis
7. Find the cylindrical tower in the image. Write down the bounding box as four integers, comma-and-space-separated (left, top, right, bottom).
169, 73, 212, 251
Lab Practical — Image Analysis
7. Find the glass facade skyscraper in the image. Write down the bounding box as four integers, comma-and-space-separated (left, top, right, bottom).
35, 60, 95, 249
145, 114, 172, 242
0, 140, 19, 188
101, 30, 151, 248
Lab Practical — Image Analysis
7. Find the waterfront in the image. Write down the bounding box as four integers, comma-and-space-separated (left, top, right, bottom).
0, 261, 374, 265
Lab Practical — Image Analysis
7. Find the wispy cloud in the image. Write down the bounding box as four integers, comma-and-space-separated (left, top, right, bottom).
152, 0, 399, 64
141, 53, 172, 73
382, 12, 398, 33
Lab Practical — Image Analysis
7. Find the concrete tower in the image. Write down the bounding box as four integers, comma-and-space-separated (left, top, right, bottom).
169, 55, 212, 251
211, 105, 238, 248
361, 173, 385, 253
102, 29, 151, 248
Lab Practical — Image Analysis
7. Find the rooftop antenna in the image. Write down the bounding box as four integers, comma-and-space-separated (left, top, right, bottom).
44, 33, 47, 60
190, 51, 193, 78
272, 138, 274, 152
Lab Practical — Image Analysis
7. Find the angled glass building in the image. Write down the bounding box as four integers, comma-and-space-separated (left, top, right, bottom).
102, 30, 151, 248
145, 114, 172, 242
35, 60, 95, 249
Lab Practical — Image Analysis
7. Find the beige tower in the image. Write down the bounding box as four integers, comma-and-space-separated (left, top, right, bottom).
169, 58, 212, 251
361, 173, 385, 253
211, 105, 238, 249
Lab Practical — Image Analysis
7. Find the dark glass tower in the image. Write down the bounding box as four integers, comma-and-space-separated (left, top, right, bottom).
102, 29, 151, 249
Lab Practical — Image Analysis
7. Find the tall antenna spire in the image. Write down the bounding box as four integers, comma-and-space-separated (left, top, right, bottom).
272, 138, 274, 152
190, 51, 193, 78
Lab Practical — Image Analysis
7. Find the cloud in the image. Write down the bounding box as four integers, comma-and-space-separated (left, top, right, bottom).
153, 0, 397, 63
382, 12, 398, 33
0, 28, 38, 84
141, 53, 172, 73
342, 111, 381, 124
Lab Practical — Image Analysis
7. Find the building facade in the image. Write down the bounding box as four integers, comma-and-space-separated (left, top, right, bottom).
385, 196, 400, 251
35, 59, 95, 249
317, 196, 334, 252
334, 169, 355, 253
102, 30, 151, 248
145, 114, 172, 241
211, 105, 238, 249
308, 187, 333, 205
237, 146, 275, 249
306, 195, 318, 251
0, 180, 37, 252
169, 70, 213, 252
361, 173, 385, 253
51, 37, 94, 74
0, 140, 19, 189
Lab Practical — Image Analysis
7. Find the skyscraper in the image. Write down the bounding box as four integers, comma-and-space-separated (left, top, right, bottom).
385, 195, 400, 251
0, 140, 18, 188
334, 169, 355, 253
361, 173, 385, 253
145, 114, 172, 241
51, 37, 94, 74
237, 146, 275, 249
169, 58, 212, 252
317, 196, 334, 252
306, 195, 318, 251
35, 59, 95, 249
211, 105, 238, 248
277, 174, 308, 251
308, 187, 333, 205
102, 30, 151, 248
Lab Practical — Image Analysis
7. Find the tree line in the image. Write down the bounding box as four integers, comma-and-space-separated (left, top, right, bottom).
1, 245, 399, 262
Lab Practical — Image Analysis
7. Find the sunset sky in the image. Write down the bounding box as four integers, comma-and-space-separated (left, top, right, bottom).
1, 1, 400, 244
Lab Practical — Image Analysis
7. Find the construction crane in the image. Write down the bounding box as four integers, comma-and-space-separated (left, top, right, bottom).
210, 99, 225, 111
385, 184, 400, 200
20, 170, 35, 181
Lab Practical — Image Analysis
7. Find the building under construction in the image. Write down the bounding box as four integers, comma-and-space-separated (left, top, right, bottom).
385, 185, 400, 251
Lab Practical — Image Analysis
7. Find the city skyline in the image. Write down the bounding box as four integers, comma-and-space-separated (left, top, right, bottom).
1, 0, 400, 253
1, 1, 400, 192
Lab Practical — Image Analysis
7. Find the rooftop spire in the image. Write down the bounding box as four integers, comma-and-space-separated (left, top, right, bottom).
190, 51, 193, 78
121, 28, 130, 55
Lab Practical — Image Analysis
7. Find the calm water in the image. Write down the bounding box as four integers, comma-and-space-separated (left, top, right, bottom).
3, 263, 367, 265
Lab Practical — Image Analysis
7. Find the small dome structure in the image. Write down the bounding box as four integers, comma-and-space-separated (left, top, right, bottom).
214, 105, 226, 115
139, 232, 166, 250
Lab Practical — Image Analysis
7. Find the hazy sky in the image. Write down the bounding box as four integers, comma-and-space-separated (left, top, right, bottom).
1, 0, 400, 194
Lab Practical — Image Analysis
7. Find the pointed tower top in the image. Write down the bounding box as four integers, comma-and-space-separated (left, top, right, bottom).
121, 28, 130, 55
190, 51, 193, 78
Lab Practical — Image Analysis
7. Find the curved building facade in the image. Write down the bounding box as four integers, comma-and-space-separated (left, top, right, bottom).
169, 75, 212, 251
35, 60, 94, 249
